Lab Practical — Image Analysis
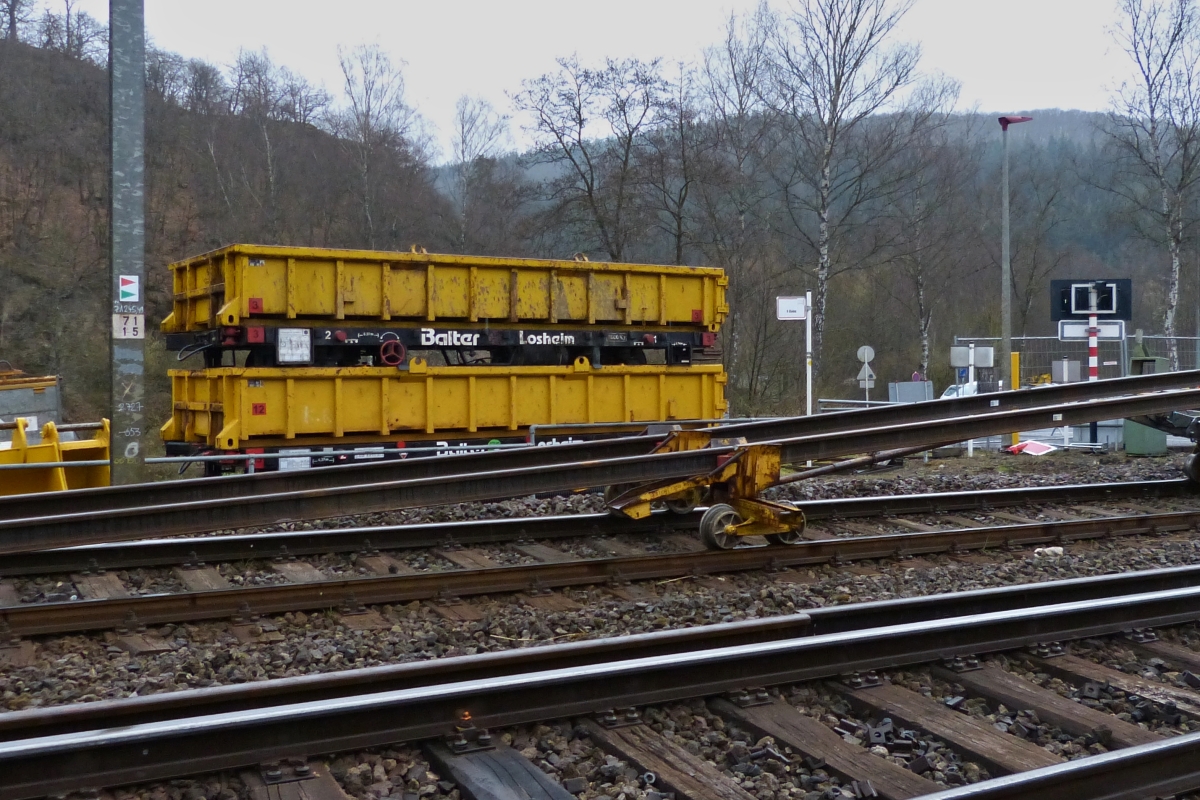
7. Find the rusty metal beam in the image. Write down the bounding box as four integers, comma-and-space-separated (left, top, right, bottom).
0, 387, 1197, 554
0, 369, 1196, 523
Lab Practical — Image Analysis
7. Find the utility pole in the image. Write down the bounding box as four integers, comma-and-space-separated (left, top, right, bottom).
109, 0, 147, 484
999, 115, 1032, 393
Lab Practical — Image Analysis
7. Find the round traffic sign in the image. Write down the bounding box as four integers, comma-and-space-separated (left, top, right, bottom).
857, 345, 875, 363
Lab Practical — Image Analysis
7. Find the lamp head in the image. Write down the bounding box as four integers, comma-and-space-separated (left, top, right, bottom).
998, 115, 1033, 131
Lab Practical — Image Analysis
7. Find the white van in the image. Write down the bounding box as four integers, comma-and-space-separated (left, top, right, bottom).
939, 382, 978, 399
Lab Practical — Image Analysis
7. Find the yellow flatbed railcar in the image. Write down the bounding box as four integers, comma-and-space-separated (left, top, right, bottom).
163, 359, 727, 451
162, 245, 728, 332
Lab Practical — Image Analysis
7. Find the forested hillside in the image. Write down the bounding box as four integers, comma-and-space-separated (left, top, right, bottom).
1, 2, 1197, 425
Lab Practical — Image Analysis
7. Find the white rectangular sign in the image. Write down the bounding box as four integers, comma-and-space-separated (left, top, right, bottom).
1058, 319, 1126, 341
776, 296, 807, 320
112, 313, 144, 339
276, 328, 313, 364
949, 346, 994, 368
278, 448, 313, 471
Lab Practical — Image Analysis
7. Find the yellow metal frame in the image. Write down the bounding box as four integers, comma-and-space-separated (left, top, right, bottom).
606, 428, 805, 538
0, 419, 110, 495
0, 374, 57, 392
162, 244, 729, 333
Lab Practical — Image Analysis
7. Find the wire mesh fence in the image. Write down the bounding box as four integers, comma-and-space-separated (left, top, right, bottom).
954, 335, 1200, 385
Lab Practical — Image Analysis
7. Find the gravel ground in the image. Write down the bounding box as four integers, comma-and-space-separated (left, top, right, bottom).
16, 451, 1200, 800
772, 451, 1188, 503
7, 529, 1200, 712
83, 746, 456, 800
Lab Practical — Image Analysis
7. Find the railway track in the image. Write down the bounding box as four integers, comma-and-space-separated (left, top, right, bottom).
2, 377, 1198, 554
0, 478, 1189, 577
1, 564, 1198, 742
5, 570, 1200, 799
3, 368, 1192, 525
2, 481, 1198, 638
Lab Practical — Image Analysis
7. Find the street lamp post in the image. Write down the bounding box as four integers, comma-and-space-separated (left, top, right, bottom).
999, 115, 1032, 392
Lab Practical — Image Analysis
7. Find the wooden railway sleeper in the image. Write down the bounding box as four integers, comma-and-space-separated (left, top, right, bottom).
606, 439, 807, 550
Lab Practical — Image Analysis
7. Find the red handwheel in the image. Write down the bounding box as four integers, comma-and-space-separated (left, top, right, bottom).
380, 340, 406, 366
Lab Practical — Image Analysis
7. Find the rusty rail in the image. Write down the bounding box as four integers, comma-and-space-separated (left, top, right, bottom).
3, 507, 1199, 638
2, 388, 1199, 555
0, 369, 1196, 524
0, 479, 1188, 577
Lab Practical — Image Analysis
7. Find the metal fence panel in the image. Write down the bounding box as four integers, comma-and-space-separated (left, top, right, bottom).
955, 335, 1200, 385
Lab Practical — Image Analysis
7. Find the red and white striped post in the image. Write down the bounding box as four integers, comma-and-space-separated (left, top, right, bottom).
1088, 284, 1100, 444
1088, 317, 1099, 380
1088, 283, 1100, 381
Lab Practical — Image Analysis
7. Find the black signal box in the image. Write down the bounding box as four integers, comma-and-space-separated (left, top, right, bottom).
1050, 279, 1132, 321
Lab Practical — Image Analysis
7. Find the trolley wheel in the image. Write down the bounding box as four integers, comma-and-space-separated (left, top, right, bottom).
665, 487, 703, 515
1187, 453, 1200, 484
765, 530, 804, 546
700, 503, 742, 550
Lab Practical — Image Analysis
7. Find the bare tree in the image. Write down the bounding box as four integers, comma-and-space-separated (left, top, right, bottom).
228, 49, 283, 119
994, 147, 1070, 338
146, 47, 188, 106
882, 119, 980, 376
450, 95, 509, 251
514, 55, 665, 261
1, 0, 33, 42
37, 0, 106, 63
696, 11, 787, 411
332, 44, 423, 248
643, 62, 712, 265
184, 59, 228, 115
278, 68, 330, 126
1103, 0, 1200, 368
761, 0, 952, 373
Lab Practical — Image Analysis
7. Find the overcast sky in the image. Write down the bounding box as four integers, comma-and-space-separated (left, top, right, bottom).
68, 0, 1130, 160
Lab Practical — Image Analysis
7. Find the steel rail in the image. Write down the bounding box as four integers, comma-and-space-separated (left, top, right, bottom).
4, 565, 1200, 742
915, 732, 1200, 800
3, 479, 1188, 577
2, 388, 1199, 555
0, 616, 814, 741
3, 586, 1200, 800
0, 511, 700, 577
780, 477, 1194, 519
3, 506, 1199, 638
0, 369, 1196, 523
